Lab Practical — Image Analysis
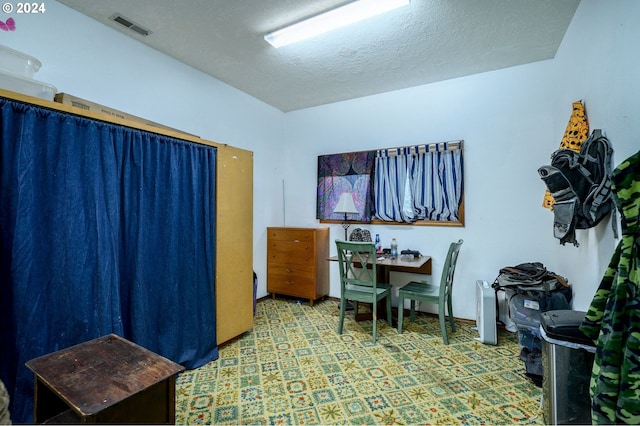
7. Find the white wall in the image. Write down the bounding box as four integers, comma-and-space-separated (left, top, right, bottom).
282, 0, 640, 319
1, 0, 285, 295
546, 0, 640, 310
3, 0, 638, 321
283, 59, 557, 315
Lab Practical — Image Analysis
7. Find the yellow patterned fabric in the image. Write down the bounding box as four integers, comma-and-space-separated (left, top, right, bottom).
542, 101, 589, 209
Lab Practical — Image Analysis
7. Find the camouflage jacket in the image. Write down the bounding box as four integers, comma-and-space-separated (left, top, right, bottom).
580, 149, 640, 424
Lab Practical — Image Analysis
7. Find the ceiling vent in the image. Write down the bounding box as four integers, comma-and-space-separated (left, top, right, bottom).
109, 13, 152, 37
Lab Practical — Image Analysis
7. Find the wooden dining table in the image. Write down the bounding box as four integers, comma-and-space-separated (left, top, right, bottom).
327, 253, 432, 325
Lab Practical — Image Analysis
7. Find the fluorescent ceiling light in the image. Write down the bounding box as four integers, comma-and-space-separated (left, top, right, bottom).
264, 0, 410, 48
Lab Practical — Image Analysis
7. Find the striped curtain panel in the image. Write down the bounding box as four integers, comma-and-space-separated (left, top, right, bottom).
374, 142, 463, 222
374, 147, 413, 222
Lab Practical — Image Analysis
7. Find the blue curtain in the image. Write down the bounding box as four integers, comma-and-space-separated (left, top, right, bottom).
374, 148, 413, 222
0, 98, 218, 423
374, 142, 463, 222
410, 146, 463, 222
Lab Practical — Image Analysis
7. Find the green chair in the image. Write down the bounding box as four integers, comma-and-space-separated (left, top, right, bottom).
397, 239, 463, 344
335, 240, 393, 344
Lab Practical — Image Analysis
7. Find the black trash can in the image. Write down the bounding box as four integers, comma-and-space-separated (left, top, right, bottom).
540, 310, 596, 425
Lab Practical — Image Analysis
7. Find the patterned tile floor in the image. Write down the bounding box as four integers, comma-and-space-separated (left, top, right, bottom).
176, 298, 544, 425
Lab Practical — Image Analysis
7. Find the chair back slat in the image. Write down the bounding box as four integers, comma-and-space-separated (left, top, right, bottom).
336, 240, 377, 292
398, 239, 463, 344
335, 239, 393, 345
439, 239, 463, 299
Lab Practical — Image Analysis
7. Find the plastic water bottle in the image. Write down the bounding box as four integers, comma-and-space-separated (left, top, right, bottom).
375, 234, 382, 253
390, 238, 398, 259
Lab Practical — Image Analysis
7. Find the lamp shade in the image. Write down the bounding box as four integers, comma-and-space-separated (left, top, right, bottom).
333, 192, 358, 214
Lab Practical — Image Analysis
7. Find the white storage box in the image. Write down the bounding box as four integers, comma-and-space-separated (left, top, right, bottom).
0, 70, 56, 101
0, 44, 42, 78
509, 293, 542, 328
517, 323, 542, 351
474, 280, 497, 345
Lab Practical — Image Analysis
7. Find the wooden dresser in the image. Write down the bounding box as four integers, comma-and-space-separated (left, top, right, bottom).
267, 227, 329, 306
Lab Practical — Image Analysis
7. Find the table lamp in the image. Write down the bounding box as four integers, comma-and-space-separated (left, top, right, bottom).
333, 192, 359, 240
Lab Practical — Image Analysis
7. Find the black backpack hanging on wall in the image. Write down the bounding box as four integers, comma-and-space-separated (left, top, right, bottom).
538, 129, 615, 246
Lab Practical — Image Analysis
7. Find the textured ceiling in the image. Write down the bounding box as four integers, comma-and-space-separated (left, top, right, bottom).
57, 0, 580, 112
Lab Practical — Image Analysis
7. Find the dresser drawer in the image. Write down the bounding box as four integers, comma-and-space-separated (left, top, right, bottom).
268, 263, 313, 276
268, 271, 315, 296
268, 242, 314, 265
268, 228, 314, 243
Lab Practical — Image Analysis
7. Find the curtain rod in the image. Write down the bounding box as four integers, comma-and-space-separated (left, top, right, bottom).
377, 140, 463, 157
0, 90, 219, 149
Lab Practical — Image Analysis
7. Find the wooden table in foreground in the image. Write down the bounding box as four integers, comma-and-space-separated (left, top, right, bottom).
25, 334, 185, 424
